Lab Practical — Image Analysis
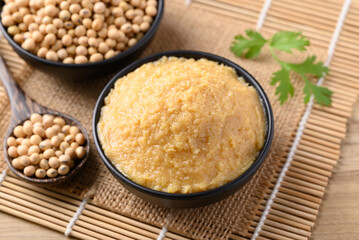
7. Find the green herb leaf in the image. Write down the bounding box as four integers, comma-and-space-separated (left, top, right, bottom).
230, 30, 266, 59
287, 56, 329, 78
270, 66, 294, 105
269, 31, 309, 53
230, 30, 332, 106
303, 77, 333, 105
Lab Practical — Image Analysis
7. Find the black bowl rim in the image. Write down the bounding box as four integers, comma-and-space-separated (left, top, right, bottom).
93, 50, 274, 200
0, 0, 164, 68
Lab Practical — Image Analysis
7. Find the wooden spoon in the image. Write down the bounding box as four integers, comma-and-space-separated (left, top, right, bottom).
0, 56, 90, 184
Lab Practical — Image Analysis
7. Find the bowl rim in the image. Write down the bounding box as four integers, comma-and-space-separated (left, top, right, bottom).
93, 50, 274, 199
0, 0, 164, 68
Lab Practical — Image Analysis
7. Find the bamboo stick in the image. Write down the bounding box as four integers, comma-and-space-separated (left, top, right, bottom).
325, 79, 359, 95
306, 117, 347, 134
305, 122, 347, 139
327, 81, 359, 96
329, 98, 358, 112
296, 144, 339, 161
311, 109, 347, 124
279, 186, 322, 204
293, 155, 335, 171
269, 208, 314, 227
335, 33, 359, 46
267, 214, 310, 232
260, 229, 292, 240
267, 10, 335, 32
229, 233, 246, 240
0, 204, 98, 240
331, 54, 359, 73
328, 94, 355, 108
81, 209, 160, 239
324, 86, 359, 103
193, 0, 259, 17
308, 114, 347, 132
264, 219, 309, 239
256, 236, 271, 240
264, 15, 332, 38
214, 0, 263, 12
331, 54, 359, 69
276, 0, 340, 15
5, 175, 82, 204
299, 139, 340, 156
0, 204, 67, 233
85, 204, 190, 240
283, 175, 325, 193
261, 226, 295, 240
191, 2, 257, 24
270, 4, 338, 23
0, 197, 68, 227
340, 29, 359, 41
274, 197, 318, 216
285, 171, 327, 188
302, 128, 341, 145
300, 134, 340, 150
276, 191, 320, 210
1, 181, 79, 211
271, 203, 316, 221
299, 0, 343, 10
78, 214, 155, 240
0, 192, 72, 222
0, 186, 75, 217
75, 219, 134, 240
329, 65, 358, 84
85, 204, 161, 233
222, 0, 263, 7
295, 150, 337, 166
72, 224, 119, 240
330, 65, 359, 80
280, 181, 324, 198
342, 24, 359, 35
288, 165, 329, 182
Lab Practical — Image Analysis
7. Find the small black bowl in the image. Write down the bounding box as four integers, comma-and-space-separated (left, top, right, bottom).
93, 50, 274, 208
0, 0, 164, 80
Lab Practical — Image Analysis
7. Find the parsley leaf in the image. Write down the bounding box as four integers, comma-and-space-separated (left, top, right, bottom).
269, 31, 310, 53
230, 30, 332, 106
303, 77, 333, 105
270, 66, 294, 105
230, 30, 266, 59
287, 56, 329, 78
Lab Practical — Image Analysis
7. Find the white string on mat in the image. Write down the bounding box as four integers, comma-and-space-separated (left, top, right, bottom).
0, 167, 9, 185
64, 196, 89, 237
157, 226, 168, 240
251, 0, 352, 239
185, 0, 191, 6
256, 0, 273, 30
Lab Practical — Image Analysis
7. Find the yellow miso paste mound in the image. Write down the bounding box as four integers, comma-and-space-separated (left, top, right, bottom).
97, 57, 266, 193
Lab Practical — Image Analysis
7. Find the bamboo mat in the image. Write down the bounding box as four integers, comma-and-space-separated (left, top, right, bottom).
0, 0, 358, 239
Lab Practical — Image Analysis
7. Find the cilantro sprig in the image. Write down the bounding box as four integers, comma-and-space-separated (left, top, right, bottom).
230, 30, 332, 105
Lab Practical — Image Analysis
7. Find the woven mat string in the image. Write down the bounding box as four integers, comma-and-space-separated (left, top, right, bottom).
251, 0, 353, 239
256, 0, 273, 30
0, 167, 9, 186
64, 196, 89, 237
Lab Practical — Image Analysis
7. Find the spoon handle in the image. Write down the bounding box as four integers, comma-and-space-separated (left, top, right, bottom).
0, 56, 45, 124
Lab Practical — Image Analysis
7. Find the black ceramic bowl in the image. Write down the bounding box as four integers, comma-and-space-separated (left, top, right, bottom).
0, 0, 164, 80
93, 50, 274, 208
